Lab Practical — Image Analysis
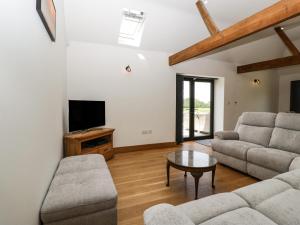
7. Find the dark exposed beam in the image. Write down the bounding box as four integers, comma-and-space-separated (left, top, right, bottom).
237, 25, 300, 74
169, 0, 300, 66
196, 0, 219, 36
275, 27, 300, 56
237, 56, 300, 73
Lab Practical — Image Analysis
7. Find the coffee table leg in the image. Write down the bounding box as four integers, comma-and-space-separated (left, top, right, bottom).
212, 166, 216, 188
191, 172, 203, 200
166, 161, 170, 187
184, 171, 187, 177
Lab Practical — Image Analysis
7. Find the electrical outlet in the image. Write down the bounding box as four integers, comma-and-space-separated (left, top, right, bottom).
142, 130, 152, 135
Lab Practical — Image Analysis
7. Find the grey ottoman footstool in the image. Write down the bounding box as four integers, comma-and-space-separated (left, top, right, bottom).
40, 154, 118, 225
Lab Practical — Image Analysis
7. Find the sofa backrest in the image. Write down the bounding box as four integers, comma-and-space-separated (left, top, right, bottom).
236, 112, 277, 147
269, 113, 300, 154
234, 116, 242, 132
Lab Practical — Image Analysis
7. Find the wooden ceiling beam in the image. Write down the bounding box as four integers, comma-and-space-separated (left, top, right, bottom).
169, 0, 300, 66
237, 56, 300, 73
275, 27, 300, 56
196, 0, 219, 36
237, 27, 300, 74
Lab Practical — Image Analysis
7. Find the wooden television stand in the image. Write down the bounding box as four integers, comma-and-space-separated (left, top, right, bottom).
64, 128, 115, 161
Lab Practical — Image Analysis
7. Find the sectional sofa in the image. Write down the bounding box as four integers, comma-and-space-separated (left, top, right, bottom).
144, 169, 300, 225
144, 112, 300, 225
213, 112, 300, 180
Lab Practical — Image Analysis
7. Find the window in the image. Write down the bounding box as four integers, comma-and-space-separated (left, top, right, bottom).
118, 8, 145, 47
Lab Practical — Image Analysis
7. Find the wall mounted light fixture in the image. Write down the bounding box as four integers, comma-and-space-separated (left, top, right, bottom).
125, 65, 132, 72
253, 79, 261, 85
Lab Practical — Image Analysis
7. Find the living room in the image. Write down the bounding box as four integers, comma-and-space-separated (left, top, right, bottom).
1, 0, 300, 225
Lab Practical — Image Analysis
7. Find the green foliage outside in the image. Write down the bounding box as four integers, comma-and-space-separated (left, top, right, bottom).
184, 98, 210, 108
184, 98, 210, 113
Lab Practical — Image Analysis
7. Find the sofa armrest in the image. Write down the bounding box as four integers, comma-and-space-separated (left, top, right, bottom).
144, 204, 195, 225
214, 131, 239, 140
289, 157, 300, 171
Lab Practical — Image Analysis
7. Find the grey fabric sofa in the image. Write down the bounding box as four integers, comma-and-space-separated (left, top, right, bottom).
144, 168, 300, 225
40, 154, 117, 225
213, 112, 300, 180
144, 112, 300, 225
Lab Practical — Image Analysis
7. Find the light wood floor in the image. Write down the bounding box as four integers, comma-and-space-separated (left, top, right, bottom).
108, 142, 257, 225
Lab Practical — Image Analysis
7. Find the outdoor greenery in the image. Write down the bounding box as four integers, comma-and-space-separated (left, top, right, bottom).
183, 98, 210, 113
184, 98, 210, 108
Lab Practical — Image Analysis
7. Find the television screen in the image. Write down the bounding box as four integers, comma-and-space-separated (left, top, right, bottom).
291, 80, 300, 113
69, 100, 105, 132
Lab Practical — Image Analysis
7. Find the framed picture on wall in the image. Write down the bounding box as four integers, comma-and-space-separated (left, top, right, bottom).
36, 0, 56, 41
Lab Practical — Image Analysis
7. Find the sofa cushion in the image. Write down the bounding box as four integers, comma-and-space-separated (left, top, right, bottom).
234, 116, 242, 131
41, 167, 117, 223
275, 169, 300, 190
176, 193, 248, 225
200, 207, 278, 225
247, 148, 299, 173
212, 140, 262, 160
269, 128, 300, 154
247, 163, 279, 180
256, 189, 300, 225
214, 131, 239, 140
276, 112, 300, 131
240, 112, 277, 128
237, 125, 273, 147
46, 208, 117, 225
234, 179, 291, 208
144, 204, 195, 225
290, 157, 300, 171
213, 151, 247, 173
56, 154, 107, 174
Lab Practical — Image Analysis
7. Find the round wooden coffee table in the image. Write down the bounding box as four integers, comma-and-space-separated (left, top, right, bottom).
166, 150, 217, 199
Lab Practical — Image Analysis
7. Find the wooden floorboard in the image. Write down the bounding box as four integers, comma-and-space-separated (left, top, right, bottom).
108, 142, 257, 225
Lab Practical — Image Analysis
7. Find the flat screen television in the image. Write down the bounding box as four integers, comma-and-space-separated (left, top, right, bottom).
69, 100, 105, 132
291, 80, 300, 113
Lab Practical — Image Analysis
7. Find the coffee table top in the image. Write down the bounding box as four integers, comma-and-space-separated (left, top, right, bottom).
167, 150, 217, 169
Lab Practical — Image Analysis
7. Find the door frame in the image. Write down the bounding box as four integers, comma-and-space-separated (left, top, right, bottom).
176, 75, 215, 143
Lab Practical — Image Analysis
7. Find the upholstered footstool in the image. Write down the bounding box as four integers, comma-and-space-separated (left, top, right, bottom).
40, 154, 118, 225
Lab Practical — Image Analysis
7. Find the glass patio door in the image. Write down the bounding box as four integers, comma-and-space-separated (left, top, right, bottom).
182, 77, 214, 141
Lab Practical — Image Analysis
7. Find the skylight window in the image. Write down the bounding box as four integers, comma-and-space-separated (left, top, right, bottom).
118, 8, 145, 47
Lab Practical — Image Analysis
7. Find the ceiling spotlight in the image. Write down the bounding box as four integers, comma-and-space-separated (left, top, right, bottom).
137, 53, 146, 60
125, 65, 132, 72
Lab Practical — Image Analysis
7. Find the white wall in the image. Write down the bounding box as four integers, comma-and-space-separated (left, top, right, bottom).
67, 42, 176, 147
0, 1, 66, 225
214, 78, 225, 132
67, 41, 278, 147
278, 39, 300, 112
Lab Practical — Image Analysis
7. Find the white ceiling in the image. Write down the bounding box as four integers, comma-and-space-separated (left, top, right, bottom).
64, 0, 300, 64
